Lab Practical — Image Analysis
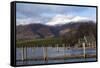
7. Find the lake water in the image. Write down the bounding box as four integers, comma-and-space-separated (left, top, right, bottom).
16, 47, 96, 65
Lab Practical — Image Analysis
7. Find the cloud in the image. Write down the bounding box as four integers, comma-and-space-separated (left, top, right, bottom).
46, 14, 72, 25
16, 16, 51, 25
16, 3, 96, 19
16, 18, 41, 25
16, 3, 96, 25
46, 14, 91, 26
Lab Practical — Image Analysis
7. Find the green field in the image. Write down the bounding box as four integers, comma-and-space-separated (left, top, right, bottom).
16, 38, 66, 47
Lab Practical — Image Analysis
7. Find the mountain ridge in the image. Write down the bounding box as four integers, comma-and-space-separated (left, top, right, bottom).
16, 21, 96, 40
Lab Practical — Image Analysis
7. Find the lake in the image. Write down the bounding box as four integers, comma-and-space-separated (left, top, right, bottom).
16, 47, 96, 65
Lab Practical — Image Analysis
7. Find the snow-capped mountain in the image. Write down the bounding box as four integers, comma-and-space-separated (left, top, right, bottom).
46, 14, 90, 26
16, 20, 96, 40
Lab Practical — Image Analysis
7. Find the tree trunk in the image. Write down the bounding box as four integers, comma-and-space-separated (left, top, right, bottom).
21, 46, 24, 61
56, 44, 59, 52
43, 46, 48, 63
24, 46, 27, 61
82, 42, 85, 59
63, 44, 65, 62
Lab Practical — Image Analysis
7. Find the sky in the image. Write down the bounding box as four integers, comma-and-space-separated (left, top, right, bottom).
16, 3, 96, 25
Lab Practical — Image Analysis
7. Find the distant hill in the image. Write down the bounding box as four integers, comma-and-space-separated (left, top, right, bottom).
16, 21, 96, 40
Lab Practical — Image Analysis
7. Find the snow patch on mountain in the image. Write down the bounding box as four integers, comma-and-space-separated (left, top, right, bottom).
46, 14, 90, 26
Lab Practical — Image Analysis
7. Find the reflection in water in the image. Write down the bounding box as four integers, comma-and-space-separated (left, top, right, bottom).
16, 47, 96, 65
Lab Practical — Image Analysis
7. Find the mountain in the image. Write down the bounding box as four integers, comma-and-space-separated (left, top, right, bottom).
16, 23, 59, 40
16, 21, 96, 40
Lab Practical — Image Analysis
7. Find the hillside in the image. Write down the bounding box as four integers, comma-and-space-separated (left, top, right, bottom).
16, 21, 96, 40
